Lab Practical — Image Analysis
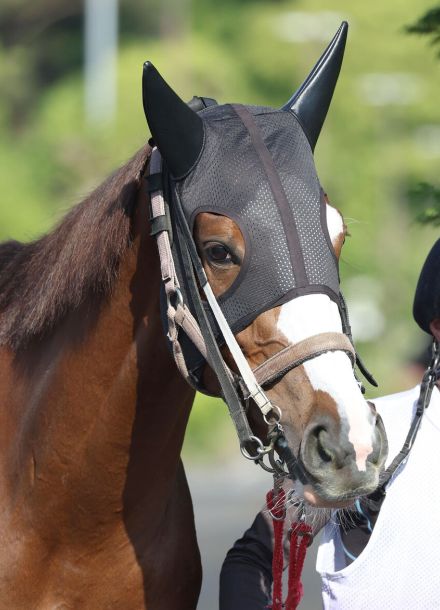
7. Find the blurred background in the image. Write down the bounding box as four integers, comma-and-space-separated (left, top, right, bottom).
1, 0, 439, 607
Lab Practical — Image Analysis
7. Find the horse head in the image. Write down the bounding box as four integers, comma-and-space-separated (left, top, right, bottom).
142, 23, 388, 507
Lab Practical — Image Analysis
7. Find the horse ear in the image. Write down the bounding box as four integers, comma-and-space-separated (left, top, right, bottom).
142, 62, 204, 180
282, 22, 348, 151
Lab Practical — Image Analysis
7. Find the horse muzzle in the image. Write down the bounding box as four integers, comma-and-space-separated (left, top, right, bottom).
297, 411, 388, 505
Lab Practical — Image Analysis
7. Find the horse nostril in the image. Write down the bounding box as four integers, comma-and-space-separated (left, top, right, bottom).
300, 413, 387, 500
304, 422, 354, 472
315, 427, 333, 463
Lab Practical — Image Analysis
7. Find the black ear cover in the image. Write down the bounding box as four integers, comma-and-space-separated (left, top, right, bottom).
142, 62, 205, 180
282, 22, 348, 151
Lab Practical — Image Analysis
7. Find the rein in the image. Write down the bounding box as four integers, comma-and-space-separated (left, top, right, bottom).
368, 339, 440, 505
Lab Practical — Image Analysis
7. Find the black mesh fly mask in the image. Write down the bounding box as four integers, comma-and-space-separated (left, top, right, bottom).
143, 22, 376, 476
175, 103, 340, 333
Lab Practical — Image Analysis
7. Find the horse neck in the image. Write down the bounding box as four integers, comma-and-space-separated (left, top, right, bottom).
3, 183, 195, 531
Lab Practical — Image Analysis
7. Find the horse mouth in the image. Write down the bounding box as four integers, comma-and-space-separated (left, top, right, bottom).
302, 486, 355, 508
301, 480, 379, 508
298, 461, 382, 508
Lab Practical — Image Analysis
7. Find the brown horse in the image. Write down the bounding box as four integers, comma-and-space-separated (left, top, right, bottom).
0, 29, 387, 610
0, 145, 385, 608
0, 145, 202, 608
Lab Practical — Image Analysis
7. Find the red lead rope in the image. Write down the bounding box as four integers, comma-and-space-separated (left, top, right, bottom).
285, 520, 312, 610
266, 489, 312, 610
266, 488, 285, 610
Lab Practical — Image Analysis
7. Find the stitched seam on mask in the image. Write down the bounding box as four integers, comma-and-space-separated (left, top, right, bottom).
231, 104, 308, 287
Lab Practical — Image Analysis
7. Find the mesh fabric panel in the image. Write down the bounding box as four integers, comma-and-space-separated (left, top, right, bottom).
175, 104, 340, 333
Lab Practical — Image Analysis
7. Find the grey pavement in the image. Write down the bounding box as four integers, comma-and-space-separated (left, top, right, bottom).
186, 458, 323, 610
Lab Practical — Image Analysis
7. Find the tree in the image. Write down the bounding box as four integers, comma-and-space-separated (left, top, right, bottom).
406, 6, 440, 54
405, 6, 440, 226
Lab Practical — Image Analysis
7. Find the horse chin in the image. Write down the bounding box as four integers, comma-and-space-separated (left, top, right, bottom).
302, 485, 355, 509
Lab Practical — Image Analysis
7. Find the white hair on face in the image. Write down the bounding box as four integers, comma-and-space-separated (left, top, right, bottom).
326, 204, 344, 247
276, 205, 374, 471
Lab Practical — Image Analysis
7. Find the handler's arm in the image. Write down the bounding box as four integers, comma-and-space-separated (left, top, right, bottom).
219, 510, 273, 610
219, 494, 331, 609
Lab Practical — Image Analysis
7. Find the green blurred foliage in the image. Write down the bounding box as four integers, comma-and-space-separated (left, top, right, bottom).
404, 7, 440, 227
1, 0, 440, 457
406, 182, 440, 226
406, 6, 440, 54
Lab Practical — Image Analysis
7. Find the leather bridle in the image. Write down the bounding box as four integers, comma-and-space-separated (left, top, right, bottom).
147, 145, 375, 483
367, 339, 440, 506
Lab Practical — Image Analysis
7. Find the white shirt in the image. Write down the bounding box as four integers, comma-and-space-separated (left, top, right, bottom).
316, 385, 440, 610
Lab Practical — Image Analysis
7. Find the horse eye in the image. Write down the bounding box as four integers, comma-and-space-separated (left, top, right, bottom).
205, 243, 233, 265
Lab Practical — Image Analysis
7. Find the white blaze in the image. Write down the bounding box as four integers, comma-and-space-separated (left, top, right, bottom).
276, 205, 374, 471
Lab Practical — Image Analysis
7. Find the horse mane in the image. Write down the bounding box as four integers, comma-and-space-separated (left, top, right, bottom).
0, 144, 151, 350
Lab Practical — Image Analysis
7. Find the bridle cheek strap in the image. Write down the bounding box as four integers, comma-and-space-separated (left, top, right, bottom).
202, 282, 274, 416
149, 149, 208, 386
253, 332, 356, 388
